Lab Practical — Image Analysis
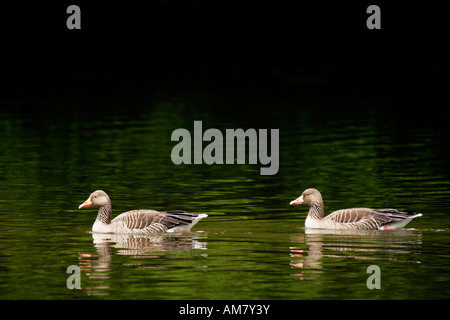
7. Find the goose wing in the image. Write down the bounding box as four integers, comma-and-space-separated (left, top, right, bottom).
113, 210, 201, 233
324, 208, 376, 223
324, 208, 421, 229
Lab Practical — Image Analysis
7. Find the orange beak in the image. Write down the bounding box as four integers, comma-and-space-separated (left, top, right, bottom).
78, 198, 93, 209
289, 195, 304, 205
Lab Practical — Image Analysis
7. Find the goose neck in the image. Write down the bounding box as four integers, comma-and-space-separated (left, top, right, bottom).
308, 201, 324, 220
97, 203, 112, 224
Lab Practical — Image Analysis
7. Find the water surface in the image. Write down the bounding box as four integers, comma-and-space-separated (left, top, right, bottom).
1, 85, 449, 299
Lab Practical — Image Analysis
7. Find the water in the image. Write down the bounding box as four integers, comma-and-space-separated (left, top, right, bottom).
1, 81, 450, 299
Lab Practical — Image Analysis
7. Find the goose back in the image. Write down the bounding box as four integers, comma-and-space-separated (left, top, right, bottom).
111, 210, 206, 234
319, 208, 422, 230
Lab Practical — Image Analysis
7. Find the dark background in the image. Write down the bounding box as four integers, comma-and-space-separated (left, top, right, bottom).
1, 0, 448, 110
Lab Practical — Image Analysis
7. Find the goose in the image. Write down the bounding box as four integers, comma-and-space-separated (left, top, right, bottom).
289, 188, 422, 230
78, 190, 208, 234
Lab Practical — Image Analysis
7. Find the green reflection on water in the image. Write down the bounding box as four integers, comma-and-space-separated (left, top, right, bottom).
1, 87, 450, 299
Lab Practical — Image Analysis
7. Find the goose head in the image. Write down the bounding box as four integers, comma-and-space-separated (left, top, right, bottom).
290, 188, 322, 206
79, 190, 110, 209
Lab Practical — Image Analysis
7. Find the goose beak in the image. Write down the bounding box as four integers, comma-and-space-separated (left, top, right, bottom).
79, 198, 93, 209
290, 195, 304, 205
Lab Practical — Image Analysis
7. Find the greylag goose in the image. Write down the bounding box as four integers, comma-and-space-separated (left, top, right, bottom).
290, 188, 422, 230
78, 190, 208, 234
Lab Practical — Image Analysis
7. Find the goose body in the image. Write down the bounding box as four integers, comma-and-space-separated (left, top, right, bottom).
79, 190, 207, 234
290, 188, 422, 230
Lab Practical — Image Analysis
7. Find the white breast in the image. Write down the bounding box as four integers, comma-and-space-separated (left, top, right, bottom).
305, 216, 324, 229
305, 216, 347, 229
92, 220, 114, 233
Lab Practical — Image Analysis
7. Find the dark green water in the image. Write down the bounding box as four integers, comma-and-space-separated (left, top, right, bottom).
1, 84, 450, 299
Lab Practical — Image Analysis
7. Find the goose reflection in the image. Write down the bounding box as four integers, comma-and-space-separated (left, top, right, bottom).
78, 232, 208, 296
290, 228, 422, 280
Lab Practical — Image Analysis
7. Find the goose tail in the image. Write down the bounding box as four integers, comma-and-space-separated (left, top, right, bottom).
167, 213, 208, 232
377, 210, 423, 230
